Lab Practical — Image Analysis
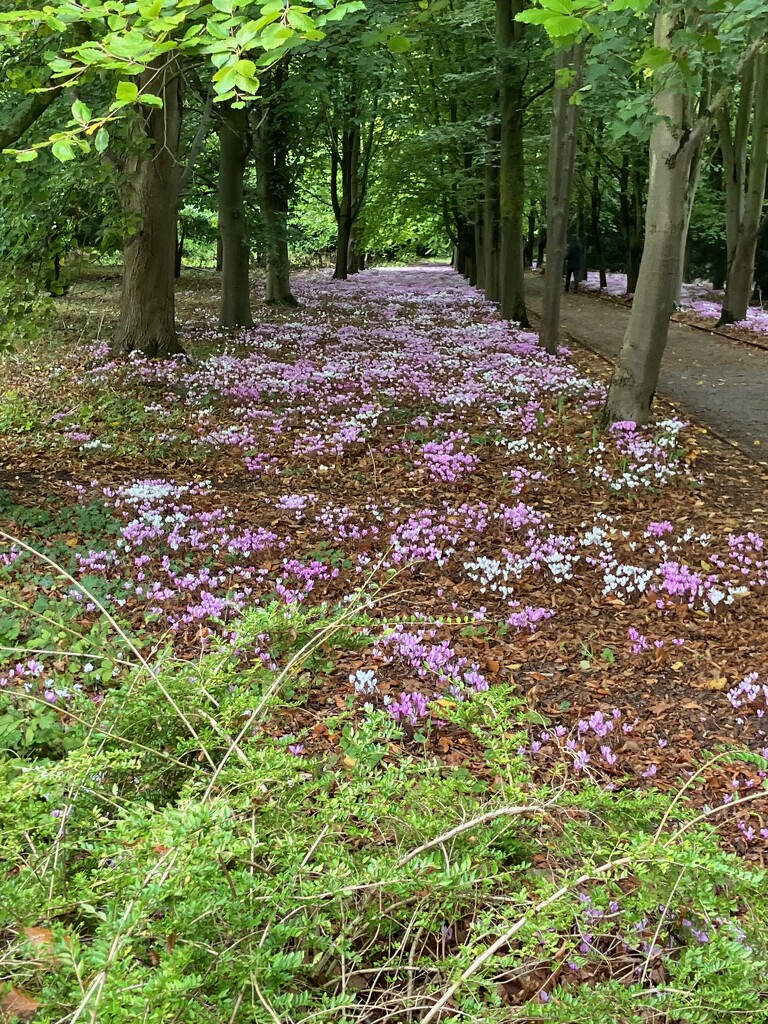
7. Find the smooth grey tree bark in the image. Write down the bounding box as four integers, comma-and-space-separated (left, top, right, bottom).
717, 61, 755, 281
474, 203, 486, 292
482, 116, 501, 302
539, 41, 584, 354
606, 17, 764, 423
719, 51, 768, 325
496, 0, 529, 326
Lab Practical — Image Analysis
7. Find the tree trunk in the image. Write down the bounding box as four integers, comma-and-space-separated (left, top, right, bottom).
335, 211, 353, 280
347, 223, 362, 276
175, 222, 185, 279
536, 223, 546, 268
466, 220, 478, 286
346, 135, 363, 276
254, 68, 298, 306
719, 51, 768, 325
626, 172, 644, 295
475, 206, 486, 292
526, 209, 535, 268
619, 155, 645, 294
496, 0, 529, 326
674, 134, 705, 303
218, 102, 253, 329
539, 42, 584, 354
605, 12, 699, 423
590, 123, 607, 288
115, 57, 183, 357
0, 79, 61, 152
483, 110, 501, 301
717, 61, 754, 279
332, 128, 356, 281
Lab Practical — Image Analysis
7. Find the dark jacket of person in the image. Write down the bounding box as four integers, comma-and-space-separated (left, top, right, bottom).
564, 238, 584, 271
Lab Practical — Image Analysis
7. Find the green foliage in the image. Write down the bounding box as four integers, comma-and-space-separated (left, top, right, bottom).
0, 599, 764, 1022
0, 0, 369, 161
0, 576, 134, 758
0, 280, 54, 352
0, 389, 44, 433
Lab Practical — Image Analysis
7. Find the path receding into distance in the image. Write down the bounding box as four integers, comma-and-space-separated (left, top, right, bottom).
524, 271, 768, 460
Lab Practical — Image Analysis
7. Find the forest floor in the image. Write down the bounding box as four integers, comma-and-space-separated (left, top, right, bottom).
2, 263, 768, 856
524, 271, 768, 458
3, 264, 768, 1019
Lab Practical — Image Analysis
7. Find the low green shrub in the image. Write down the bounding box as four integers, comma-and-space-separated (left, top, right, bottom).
0, 603, 765, 1023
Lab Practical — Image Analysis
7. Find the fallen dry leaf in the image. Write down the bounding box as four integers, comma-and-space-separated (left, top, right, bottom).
0, 988, 41, 1021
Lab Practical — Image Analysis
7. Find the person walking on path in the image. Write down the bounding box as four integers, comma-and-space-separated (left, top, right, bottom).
564, 237, 585, 293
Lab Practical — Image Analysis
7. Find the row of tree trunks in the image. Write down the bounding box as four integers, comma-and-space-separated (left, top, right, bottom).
114, 60, 304, 354
330, 85, 377, 282
454, 7, 530, 327
618, 156, 645, 295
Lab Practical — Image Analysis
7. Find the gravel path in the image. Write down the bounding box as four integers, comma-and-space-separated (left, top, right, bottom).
524, 272, 768, 461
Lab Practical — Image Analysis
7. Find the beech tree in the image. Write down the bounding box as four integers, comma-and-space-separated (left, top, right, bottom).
218, 101, 254, 329
522, 0, 768, 423
605, 11, 766, 424
0, 0, 366, 355
254, 65, 299, 304
718, 51, 768, 326
496, 0, 529, 326
538, 40, 584, 354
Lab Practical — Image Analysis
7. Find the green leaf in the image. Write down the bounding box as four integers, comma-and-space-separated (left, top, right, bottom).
233, 57, 256, 77
539, 0, 573, 13
141, 93, 164, 107
94, 127, 110, 153
115, 80, 139, 104
51, 138, 75, 161
640, 46, 672, 71
71, 98, 92, 125
14, 149, 39, 162
319, 0, 365, 22
286, 9, 316, 31
387, 34, 412, 53
260, 22, 293, 48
